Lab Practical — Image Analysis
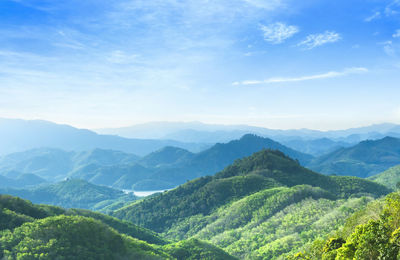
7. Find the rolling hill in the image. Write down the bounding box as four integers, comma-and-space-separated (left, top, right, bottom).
70, 134, 314, 190
369, 164, 400, 190
0, 179, 137, 210
0, 194, 237, 259
113, 149, 390, 258
307, 136, 400, 178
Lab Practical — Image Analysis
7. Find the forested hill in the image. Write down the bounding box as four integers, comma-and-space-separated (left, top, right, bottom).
291, 190, 400, 259
114, 149, 389, 233
0, 194, 237, 259
69, 134, 314, 191
113, 149, 389, 258
308, 136, 400, 178
0, 179, 136, 210
369, 164, 400, 190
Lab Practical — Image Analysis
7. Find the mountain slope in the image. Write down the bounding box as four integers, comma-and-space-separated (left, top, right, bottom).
70, 134, 314, 191
114, 150, 389, 232
139, 146, 195, 168
369, 164, 400, 190
0, 194, 237, 259
308, 136, 400, 178
0, 118, 208, 156
0, 179, 137, 210
113, 149, 389, 259
293, 191, 400, 259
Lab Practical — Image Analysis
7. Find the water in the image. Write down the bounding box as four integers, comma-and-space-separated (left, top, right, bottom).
122, 189, 171, 197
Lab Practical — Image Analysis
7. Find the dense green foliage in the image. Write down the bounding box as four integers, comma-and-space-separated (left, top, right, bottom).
291, 191, 400, 259
369, 164, 400, 190
308, 136, 400, 178
0, 215, 169, 260
114, 150, 389, 232
0, 194, 236, 259
113, 149, 389, 259
163, 238, 238, 260
0, 179, 137, 210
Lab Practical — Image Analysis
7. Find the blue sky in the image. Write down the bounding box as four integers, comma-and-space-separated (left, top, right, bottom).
1, 0, 400, 130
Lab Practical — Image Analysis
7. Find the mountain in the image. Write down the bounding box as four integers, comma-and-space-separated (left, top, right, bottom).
292, 190, 400, 259
280, 138, 352, 156
113, 149, 389, 258
0, 147, 139, 181
0, 179, 137, 210
0, 173, 46, 188
0, 118, 209, 156
369, 165, 400, 190
72, 134, 313, 191
0, 194, 237, 259
139, 146, 195, 168
97, 121, 400, 143
308, 136, 400, 178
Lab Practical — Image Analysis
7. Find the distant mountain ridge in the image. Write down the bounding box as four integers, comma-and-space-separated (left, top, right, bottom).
70, 134, 313, 190
308, 136, 400, 178
0, 118, 210, 156
97, 121, 400, 143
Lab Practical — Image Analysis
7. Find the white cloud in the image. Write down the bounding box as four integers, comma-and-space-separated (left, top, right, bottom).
298, 31, 341, 50
382, 41, 396, 56
365, 11, 381, 22
260, 22, 299, 44
393, 29, 400, 38
233, 67, 368, 85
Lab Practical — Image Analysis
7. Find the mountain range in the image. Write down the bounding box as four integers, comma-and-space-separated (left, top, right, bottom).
97, 121, 400, 144
0, 118, 209, 156
308, 136, 400, 178
113, 149, 390, 259
0, 134, 313, 191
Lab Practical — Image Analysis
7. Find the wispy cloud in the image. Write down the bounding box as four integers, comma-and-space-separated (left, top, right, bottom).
385, 0, 400, 16
393, 29, 400, 38
381, 41, 396, 56
365, 11, 381, 22
260, 22, 299, 44
298, 31, 341, 50
232, 67, 368, 85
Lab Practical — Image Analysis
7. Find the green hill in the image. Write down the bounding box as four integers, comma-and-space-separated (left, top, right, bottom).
369, 164, 400, 190
113, 150, 389, 259
0, 179, 137, 210
70, 134, 314, 191
139, 146, 195, 168
291, 191, 400, 259
0, 194, 236, 259
308, 136, 400, 178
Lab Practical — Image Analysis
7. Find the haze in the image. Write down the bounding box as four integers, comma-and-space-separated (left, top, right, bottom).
1, 0, 400, 130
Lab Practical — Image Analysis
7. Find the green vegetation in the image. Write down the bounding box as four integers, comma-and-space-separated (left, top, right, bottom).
163, 238, 238, 260
292, 191, 400, 259
0, 194, 236, 259
1, 134, 314, 191
114, 149, 390, 259
308, 136, 400, 178
0, 215, 168, 260
0, 179, 137, 210
369, 164, 400, 190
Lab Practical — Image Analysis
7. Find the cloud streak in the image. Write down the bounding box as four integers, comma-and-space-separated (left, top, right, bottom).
233, 67, 368, 85
298, 31, 341, 50
260, 22, 299, 44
